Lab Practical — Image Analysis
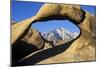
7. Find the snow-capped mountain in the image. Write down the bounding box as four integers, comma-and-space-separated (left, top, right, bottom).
41, 27, 79, 43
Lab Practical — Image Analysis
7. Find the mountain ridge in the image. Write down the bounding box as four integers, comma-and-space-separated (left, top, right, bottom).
41, 27, 79, 44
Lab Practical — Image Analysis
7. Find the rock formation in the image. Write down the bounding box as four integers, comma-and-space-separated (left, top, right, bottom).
33, 3, 95, 64
36, 12, 96, 64
11, 21, 44, 65
11, 17, 36, 44
12, 3, 96, 66
35, 4, 84, 23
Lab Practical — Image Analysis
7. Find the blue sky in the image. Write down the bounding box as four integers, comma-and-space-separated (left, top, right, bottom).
11, 1, 96, 33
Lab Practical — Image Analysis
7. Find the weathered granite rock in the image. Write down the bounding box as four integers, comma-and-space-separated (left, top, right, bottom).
11, 16, 37, 44
12, 3, 96, 65
22, 28, 44, 49
17, 3, 95, 65
35, 3, 84, 23
11, 20, 44, 49
11, 20, 44, 65
36, 11, 96, 64
12, 27, 44, 65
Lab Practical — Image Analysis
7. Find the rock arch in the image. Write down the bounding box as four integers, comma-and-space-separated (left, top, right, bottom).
12, 3, 96, 65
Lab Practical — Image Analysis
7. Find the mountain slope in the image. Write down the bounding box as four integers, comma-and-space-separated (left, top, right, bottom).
41, 27, 79, 45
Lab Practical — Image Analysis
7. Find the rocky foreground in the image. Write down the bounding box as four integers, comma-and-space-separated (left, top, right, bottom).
11, 3, 96, 66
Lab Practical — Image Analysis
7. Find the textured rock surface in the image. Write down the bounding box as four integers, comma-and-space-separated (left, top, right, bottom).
12, 3, 96, 66
11, 21, 44, 49
22, 28, 44, 49
11, 16, 37, 44
36, 12, 96, 64
12, 22, 44, 65
35, 6, 96, 64
12, 28, 44, 65
35, 3, 84, 23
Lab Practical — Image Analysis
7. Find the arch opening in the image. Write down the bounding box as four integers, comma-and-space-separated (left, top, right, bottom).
32, 19, 80, 45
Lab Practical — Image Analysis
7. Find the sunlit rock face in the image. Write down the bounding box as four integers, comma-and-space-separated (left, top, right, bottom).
11, 21, 44, 49
11, 3, 96, 66
35, 3, 84, 23
28, 4, 96, 64
36, 11, 96, 64
21, 28, 44, 49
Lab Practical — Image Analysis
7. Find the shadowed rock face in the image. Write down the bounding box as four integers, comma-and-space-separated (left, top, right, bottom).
12, 3, 96, 66
12, 27, 44, 65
